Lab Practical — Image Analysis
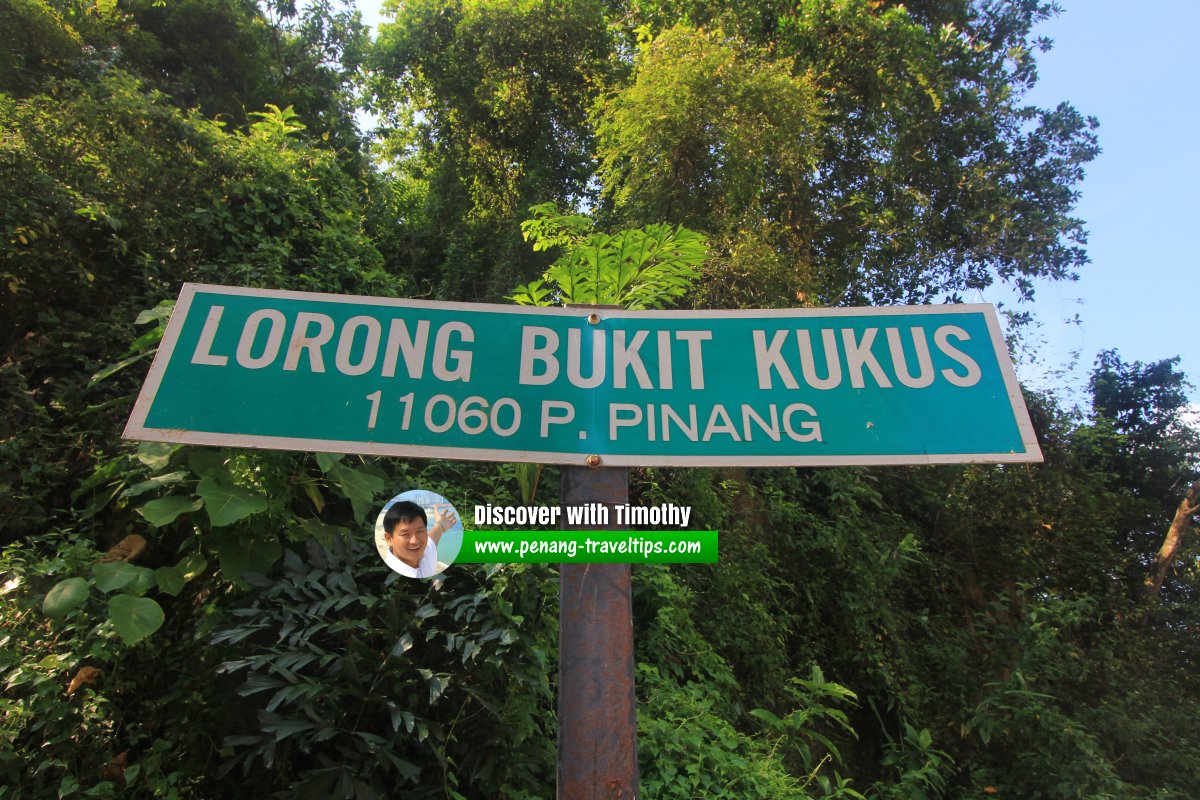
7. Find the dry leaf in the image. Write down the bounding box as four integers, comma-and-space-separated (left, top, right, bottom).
67, 666, 101, 695
98, 534, 147, 564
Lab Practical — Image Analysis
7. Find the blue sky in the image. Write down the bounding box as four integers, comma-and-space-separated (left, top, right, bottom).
1005, 1, 1199, 406
355, 1, 1199, 406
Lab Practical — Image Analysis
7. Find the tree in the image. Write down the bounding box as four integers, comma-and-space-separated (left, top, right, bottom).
595, 0, 1099, 306
368, 0, 613, 298
370, 1, 1098, 308
1081, 350, 1200, 600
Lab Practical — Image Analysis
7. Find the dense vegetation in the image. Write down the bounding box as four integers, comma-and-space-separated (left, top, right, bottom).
2, 1, 1198, 798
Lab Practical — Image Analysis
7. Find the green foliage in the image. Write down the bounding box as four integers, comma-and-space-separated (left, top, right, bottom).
0, 34, 396, 537
592, 23, 823, 307
1, 533, 230, 799
0, 0, 84, 96
211, 536, 557, 799
4, 0, 1200, 797
872, 723, 952, 800
40, 577, 87, 619
637, 664, 810, 800
368, 0, 613, 298
510, 202, 707, 309
590, 0, 1100, 306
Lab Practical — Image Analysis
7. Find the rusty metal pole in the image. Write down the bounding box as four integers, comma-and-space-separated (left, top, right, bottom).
558, 462, 637, 799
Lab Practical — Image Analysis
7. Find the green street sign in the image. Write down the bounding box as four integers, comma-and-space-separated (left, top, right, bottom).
124, 283, 1042, 467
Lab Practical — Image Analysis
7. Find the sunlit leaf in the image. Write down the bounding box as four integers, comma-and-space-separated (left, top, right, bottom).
138, 495, 202, 527
109, 595, 164, 644
197, 478, 268, 527
43, 578, 89, 619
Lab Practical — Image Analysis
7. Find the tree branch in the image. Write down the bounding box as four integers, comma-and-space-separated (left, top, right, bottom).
1144, 479, 1200, 602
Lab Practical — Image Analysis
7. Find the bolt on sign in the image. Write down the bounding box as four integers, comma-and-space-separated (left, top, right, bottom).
123, 283, 1043, 466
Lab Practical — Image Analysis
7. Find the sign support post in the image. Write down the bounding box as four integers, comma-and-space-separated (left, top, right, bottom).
558, 304, 638, 800
558, 463, 637, 799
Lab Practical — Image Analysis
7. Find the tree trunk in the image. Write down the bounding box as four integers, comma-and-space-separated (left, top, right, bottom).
1144, 479, 1200, 601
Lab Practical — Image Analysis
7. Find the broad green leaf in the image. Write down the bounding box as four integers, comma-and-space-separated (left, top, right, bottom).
134, 301, 174, 326
426, 673, 450, 705
391, 632, 414, 657
294, 517, 348, 545
109, 595, 164, 644
212, 530, 281, 584
329, 463, 384, 523
197, 478, 268, 527
43, 578, 89, 619
138, 495, 202, 527
187, 449, 227, 479
126, 566, 157, 596
136, 442, 178, 471
92, 562, 138, 593
748, 708, 783, 727
121, 471, 188, 501
315, 452, 344, 473
175, 552, 207, 581
155, 567, 186, 596
302, 482, 325, 513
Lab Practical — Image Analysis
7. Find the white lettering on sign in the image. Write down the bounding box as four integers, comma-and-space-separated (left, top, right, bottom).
935, 326, 982, 387
190, 306, 475, 382
519, 327, 712, 390
381, 319, 429, 379
284, 312, 336, 372
753, 325, 982, 391
236, 309, 286, 369
613, 330, 652, 389
540, 400, 576, 437
191, 306, 230, 366
886, 327, 934, 388
608, 402, 822, 443
431, 321, 474, 382
335, 316, 382, 376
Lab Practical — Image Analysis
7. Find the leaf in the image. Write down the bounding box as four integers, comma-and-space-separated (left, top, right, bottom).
748, 708, 783, 728
426, 673, 450, 705
328, 464, 384, 523
138, 495, 202, 527
390, 632, 414, 658
134, 301, 174, 326
89, 351, 152, 387
175, 552, 207, 581
197, 478, 268, 527
294, 517, 347, 545
302, 482, 325, 513
126, 566, 158, 596
261, 717, 319, 742
314, 452, 344, 473
188, 449, 227, 479
121, 471, 188, 500
109, 595, 164, 644
212, 530, 281, 584
43, 578, 89, 619
92, 562, 138, 593
155, 567, 186, 596
136, 442, 179, 471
